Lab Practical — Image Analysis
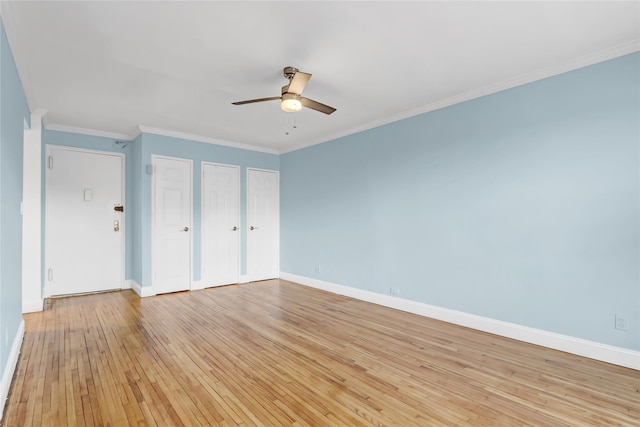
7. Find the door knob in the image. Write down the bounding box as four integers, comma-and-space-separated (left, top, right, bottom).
182, 226, 189, 232
232, 226, 238, 231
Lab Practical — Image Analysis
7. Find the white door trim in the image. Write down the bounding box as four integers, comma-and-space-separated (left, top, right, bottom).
201, 161, 241, 287
151, 154, 193, 292
246, 167, 280, 283
22, 111, 44, 312
44, 144, 126, 298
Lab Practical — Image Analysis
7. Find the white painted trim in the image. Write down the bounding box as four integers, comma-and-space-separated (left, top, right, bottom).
45, 123, 135, 141
45, 144, 127, 157
0, 320, 25, 422
22, 123, 42, 315
479, 41, 640, 98
279, 41, 640, 154
22, 298, 43, 313
139, 125, 279, 155
191, 280, 206, 291
123, 279, 134, 290
30, 109, 47, 131
131, 281, 155, 298
280, 272, 640, 370
241, 275, 265, 284
132, 280, 142, 296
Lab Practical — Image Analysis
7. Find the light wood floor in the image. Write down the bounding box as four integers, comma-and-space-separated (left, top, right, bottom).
3, 280, 639, 426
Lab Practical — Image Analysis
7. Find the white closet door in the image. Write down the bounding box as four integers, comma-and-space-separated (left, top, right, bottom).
152, 156, 192, 294
246, 168, 279, 282
201, 163, 240, 287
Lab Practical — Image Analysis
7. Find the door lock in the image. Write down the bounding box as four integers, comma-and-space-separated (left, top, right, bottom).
114, 205, 124, 212
114, 220, 120, 232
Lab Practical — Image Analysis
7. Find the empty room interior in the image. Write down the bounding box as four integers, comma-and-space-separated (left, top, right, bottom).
0, 1, 638, 426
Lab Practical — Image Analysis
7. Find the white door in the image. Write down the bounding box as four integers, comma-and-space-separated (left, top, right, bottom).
202, 163, 240, 287
46, 146, 124, 296
247, 169, 279, 281
152, 156, 192, 294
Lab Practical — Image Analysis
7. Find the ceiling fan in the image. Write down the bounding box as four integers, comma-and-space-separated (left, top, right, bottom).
232, 66, 336, 115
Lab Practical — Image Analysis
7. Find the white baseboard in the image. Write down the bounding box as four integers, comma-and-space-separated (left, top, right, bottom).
191, 280, 206, 291
280, 272, 640, 370
22, 298, 43, 313
1, 320, 25, 423
123, 279, 134, 290
239, 275, 279, 284
131, 281, 155, 298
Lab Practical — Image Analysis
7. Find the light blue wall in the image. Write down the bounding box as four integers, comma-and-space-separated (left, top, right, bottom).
280, 53, 640, 351
0, 21, 29, 375
136, 133, 279, 287
42, 130, 135, 283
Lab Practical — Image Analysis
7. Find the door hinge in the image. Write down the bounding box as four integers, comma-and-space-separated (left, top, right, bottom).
47, 268, 53, 281
48, 156, 53, 169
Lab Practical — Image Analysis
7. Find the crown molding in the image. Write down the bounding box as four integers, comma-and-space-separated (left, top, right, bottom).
42, 122, 279, 154
280, 40, 640, 154
45, 123, 135, 141
137, 125, 279, 155
478, 40, 640, 98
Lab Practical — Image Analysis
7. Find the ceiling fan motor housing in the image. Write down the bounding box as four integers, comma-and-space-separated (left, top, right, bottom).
283, 66, 299, 80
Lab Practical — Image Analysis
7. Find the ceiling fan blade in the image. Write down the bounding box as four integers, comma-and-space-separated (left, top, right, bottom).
232, 96, 281, 105
287, 71, 311, 95
301, 97, 336, 115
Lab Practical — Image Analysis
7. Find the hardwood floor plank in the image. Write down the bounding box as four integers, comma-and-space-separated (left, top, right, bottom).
2, 280, 638, 426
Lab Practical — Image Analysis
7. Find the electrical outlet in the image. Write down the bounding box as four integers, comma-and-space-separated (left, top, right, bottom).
615, 314, 628, 331
389, 287, 400, 296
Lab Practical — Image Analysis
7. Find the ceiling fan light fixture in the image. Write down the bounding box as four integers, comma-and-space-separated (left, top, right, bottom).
233, 67, 335, 114
281, 93, 302, 112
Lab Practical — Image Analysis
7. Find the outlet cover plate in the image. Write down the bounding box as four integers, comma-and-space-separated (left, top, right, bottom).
615, 314, 628, 331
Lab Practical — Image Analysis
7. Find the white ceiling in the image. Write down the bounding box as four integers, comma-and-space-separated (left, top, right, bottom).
2, 1, 639, 154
